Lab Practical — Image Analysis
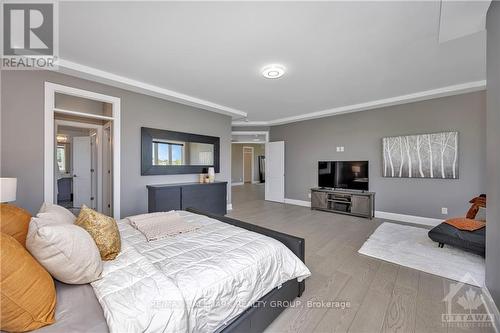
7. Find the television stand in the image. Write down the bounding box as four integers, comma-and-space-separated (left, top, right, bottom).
310, 188, 375, 219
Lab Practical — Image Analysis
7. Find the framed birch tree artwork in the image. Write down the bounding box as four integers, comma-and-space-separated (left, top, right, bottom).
382, 131, 458, 179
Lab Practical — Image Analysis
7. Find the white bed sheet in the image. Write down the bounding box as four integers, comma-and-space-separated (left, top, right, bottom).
91, 211, 311, 333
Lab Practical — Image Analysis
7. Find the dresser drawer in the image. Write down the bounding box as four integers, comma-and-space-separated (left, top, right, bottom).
147, 182, 227, 216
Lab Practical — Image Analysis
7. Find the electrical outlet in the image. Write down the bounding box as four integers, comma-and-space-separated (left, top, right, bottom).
308, 193, 311, 199
340, 146, 345, 152
441, 207, 448, 215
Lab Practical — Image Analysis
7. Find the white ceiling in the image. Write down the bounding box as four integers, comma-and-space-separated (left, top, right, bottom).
58, 1, 487, 125
439, 1, 490, 43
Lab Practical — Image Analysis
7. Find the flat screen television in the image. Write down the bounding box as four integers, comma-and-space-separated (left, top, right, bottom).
318, 161, 369, 191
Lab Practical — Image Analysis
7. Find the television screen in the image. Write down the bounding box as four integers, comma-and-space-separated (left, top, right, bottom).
335, 161, 369, 190
318, 161, 369, 190
318, 161, 335, 188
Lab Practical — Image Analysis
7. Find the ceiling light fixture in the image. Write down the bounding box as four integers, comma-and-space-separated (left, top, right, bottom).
56, 135, 68, 143
262, 64, 286, 79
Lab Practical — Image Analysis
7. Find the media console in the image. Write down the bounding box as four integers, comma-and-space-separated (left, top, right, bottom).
310, 188, 375, 219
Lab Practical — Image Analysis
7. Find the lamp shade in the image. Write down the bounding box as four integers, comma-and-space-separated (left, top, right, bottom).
0, 178, 17, 202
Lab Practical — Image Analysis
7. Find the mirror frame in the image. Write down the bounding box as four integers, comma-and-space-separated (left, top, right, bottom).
141, 127, 220, 175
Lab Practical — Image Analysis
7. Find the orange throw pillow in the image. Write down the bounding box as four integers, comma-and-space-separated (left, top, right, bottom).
1, 233, 56, 332
0, 203, 31, 248
444, 218, 486, 231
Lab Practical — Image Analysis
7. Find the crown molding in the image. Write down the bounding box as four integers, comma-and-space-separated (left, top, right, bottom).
232, 80, 486, 127
55, 59, 247, 119
52, 59, 485, 125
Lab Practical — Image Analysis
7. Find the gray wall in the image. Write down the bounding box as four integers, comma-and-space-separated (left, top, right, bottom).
55, 93, 106, 116
232, 126, 270, 132
1, 71, 232, 217
271, 92, 486, 219
231, 143, 265, 183
486, 2, 500, 308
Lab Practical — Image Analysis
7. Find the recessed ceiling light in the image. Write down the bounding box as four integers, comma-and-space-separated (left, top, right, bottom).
262, 64, 286, 79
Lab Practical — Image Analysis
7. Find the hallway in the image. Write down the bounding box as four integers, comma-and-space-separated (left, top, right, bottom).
231, 183, 264, 209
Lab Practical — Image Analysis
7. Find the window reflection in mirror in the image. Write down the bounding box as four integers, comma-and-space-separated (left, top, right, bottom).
152, 140, 214, 166
57, 145, 67, 172
56, 134, 70, 174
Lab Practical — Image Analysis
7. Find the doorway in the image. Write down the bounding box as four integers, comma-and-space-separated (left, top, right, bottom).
45, 83, 121, 218
55, 120, 107, 214
243, 147, 254, 184
231, 132, 268, 206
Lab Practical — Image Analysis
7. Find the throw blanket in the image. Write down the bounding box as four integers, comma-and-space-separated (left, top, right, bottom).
91, 211, 311, 333
444, 217, 486, 231
129, 212, 202, 241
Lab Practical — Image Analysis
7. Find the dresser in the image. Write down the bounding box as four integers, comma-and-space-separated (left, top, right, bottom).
147, 181, 228, 216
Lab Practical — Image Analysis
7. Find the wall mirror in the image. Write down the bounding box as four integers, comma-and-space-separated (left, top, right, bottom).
141, 127, 220, 175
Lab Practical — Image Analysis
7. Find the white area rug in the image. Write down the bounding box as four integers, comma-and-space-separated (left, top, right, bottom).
358, 222, 485, 287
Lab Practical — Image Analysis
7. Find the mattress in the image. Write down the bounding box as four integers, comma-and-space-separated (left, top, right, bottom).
18, 211, 310, 333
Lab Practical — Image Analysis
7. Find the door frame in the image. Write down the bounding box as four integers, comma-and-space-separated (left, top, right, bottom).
231, 131, 268, 186
55, 120, 103, 211
242, 146, 255, 184
44, 82, 121, 218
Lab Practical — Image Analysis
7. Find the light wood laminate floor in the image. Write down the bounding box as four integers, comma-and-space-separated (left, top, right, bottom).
228, 184, 493, 333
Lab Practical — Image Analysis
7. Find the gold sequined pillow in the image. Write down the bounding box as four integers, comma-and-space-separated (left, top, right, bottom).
75, 205, 121, 260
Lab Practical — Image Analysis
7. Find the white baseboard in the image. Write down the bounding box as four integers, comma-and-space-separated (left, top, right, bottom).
281, 199, 442, 226
284, 198, 311, 207
482, 286, 500, 333
232, 181, 262, 186
375, 211, 442, 226
227, 204, 233, 211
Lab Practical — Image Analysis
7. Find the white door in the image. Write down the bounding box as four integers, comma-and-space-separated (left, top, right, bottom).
73, 136, 92, 208
265, 141, 285, 203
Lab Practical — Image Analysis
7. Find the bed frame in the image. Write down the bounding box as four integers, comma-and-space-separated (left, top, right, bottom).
185, 208, 306, 333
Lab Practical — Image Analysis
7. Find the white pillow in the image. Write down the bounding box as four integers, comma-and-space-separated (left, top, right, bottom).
476, 207, 486, 221
26, 217, 103, 284
37, 202, 76, 224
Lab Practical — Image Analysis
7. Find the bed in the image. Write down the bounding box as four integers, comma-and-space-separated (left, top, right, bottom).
28, 208, 309, 333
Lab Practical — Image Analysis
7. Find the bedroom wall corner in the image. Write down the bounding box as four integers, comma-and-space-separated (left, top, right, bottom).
270, 91, 486, 220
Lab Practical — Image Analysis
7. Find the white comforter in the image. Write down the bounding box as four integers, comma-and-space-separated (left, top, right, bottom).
91, 211, 311, 333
